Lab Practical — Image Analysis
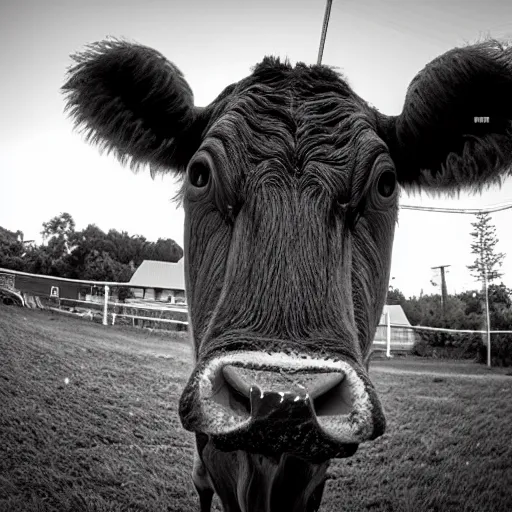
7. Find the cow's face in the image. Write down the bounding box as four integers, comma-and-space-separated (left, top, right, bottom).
184, 60, 398, 361
178, 61, 398, 460
63, 34, 512, 485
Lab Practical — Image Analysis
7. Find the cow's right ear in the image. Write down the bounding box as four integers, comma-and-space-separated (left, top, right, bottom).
62, 39, 206, 175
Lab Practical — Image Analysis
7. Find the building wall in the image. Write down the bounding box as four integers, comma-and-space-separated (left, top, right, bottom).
144, 288, 155, 300
130, 287, 186, 303
373, 325, 417, 351
155, 288, 173, 302
132, 288, 144, 299
14, 274, 80, 300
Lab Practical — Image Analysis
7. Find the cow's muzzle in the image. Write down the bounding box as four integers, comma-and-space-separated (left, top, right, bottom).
179, 352, 385, 462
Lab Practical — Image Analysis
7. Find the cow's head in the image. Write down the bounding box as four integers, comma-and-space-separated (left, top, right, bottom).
63, 39, 512, 510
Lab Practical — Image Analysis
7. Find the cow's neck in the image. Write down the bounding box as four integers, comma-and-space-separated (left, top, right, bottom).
198, 435, 329, 512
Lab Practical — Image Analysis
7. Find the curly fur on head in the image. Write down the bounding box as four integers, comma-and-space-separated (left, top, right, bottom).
62, 38, 202, 176
378, 39, 512, 195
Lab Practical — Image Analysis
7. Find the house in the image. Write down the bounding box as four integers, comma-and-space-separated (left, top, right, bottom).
379, 304, 411, 326
373, 304, 417, 351
129, 259, 186, 304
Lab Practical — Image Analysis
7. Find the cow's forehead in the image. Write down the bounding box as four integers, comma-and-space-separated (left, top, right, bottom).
200, 58, 386, 192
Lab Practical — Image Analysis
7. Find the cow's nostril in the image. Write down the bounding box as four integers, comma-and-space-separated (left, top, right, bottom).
313, 380, 353, 417
209, 367, 251, 418
218, 365, 351, 419
222, 365, 252, 397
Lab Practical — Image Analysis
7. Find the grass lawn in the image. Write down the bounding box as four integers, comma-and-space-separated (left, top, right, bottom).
1, 304, 511, 511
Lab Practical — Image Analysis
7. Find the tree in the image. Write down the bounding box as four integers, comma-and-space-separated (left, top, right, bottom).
41, 212, 77, 264
146, 237, 183, 262
387, 287, 406, 305
82, 250, 132, 282
1, 214, 184, 282
0, 227, 27, 271
41, 212, 75, 243
467, 212, 505, 284
0, 240, 24, 270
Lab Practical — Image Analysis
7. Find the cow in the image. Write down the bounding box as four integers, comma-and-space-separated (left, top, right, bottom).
63, 38, 512, 512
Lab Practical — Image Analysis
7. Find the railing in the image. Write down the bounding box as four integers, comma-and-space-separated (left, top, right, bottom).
2, 268, 511, 363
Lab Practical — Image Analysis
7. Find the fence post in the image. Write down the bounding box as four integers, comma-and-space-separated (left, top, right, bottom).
386, 311, 391, 358
483, 266, 492, 368
103, 285, 109, 326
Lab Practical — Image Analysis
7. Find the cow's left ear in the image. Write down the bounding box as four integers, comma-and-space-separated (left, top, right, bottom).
62, 39, 207, 175
376, 40, 512, 192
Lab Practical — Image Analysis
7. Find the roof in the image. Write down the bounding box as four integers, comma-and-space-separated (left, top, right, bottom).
380, 305, 411, 326
129, 259, 185, 290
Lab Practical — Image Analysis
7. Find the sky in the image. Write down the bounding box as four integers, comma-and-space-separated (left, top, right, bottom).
1, 0, 512, 298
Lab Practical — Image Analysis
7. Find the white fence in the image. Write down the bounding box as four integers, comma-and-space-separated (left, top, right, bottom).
2, 268, 512, 364
0, 268, 188, 329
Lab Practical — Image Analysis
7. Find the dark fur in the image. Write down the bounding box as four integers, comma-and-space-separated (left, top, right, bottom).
63, 39, 512, 512
378, 40, 512, 193
198, 439, 329, 512
62, 38, 205, 175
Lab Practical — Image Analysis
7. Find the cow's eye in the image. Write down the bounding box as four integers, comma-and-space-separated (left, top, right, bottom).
188, 160, 210, 189
376, 169, 396, 198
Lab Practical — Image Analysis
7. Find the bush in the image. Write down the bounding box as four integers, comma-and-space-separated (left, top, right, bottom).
477, 334, 512, 367
117, 287, 134, 302
416, 331, 483, 359
411, 338, 433, 357
392, 286, 512, 365
492, 335, 512, 366
486, 310, 512, 366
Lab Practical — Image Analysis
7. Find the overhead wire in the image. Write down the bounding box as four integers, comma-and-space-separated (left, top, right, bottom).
316, 2, 511, 217
399, 201, 512, 214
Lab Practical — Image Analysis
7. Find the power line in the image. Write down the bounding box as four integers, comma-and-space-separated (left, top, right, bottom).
399, 201, 512, 215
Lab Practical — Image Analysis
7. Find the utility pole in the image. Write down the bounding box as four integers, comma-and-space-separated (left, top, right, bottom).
317, 0, 333, 65
483, 263, 491, 368
478, 230, 492, 368
431, 265, 451, 314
